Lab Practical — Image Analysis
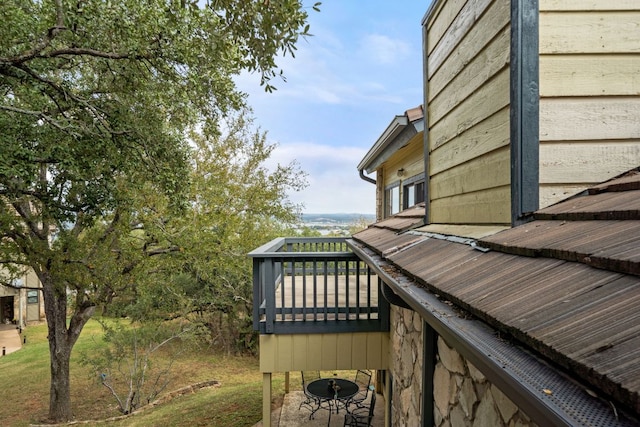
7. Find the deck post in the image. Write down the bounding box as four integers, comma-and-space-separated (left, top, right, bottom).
263, 372, 272, 427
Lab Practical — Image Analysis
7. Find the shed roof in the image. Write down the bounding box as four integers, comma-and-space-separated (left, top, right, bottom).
351, 168, 640, 423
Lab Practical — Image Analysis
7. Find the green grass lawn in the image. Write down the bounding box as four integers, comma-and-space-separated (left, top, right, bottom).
0, 320, 284, 426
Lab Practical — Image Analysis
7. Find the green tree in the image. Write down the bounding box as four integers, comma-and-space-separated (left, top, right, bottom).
0, 0, 317, 421
110, 110, 307, 354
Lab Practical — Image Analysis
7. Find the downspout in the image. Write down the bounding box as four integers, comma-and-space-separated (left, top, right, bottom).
359, 169, 376, 185
381, 282, 413, 310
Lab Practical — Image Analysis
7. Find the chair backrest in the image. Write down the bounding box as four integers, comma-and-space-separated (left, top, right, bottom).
355, 370, 371, 388
301, 370, 320, 386
368, 391, 376, 418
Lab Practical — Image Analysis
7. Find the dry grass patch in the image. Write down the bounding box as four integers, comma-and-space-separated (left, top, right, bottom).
0, 319, 284, 427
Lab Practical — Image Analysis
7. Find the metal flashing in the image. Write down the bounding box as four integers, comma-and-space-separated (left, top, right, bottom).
510, 0, 540, 225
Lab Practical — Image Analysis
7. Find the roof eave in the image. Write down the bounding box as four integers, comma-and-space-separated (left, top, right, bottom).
347, 239, 634, 427
357, 115, 409, 173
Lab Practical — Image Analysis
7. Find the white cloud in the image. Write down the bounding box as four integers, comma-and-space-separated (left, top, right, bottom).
265, 142, 376, 214
359, 34, 412, 65
231, 1, 427, 215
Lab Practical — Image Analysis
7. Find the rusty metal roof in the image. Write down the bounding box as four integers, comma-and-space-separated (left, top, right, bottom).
352, 169, 640, 421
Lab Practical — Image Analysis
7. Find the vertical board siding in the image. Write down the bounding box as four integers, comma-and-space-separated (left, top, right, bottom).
426, 0, 512, 225
538, 3, 640, 209
259, 332, 390, 373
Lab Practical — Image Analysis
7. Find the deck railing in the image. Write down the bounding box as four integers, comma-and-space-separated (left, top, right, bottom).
249, 237, 389, 334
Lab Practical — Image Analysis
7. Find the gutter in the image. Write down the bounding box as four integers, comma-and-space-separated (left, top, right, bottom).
359, 169, 376, 185
346, 239, 630, 427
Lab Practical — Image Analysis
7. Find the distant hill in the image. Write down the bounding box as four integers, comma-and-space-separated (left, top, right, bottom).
301, 213, 375, 225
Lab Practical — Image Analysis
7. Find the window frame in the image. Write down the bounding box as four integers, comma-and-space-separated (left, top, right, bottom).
402, 173, 426, 210
385, 181, 401, 217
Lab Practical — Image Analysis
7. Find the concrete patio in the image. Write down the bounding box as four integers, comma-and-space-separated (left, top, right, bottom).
258, 388, 385, 427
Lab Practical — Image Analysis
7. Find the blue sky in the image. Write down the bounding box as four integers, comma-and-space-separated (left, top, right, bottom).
236, 1, 432, 215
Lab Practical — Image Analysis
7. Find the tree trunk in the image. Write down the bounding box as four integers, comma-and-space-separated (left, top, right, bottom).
41, 272, 95, 422
42, 273, 73, 422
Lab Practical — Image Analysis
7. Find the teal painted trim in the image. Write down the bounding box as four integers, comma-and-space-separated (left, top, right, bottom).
510, 0, 540, 225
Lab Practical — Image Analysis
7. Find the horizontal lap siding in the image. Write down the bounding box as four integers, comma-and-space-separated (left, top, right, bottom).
539, 4, 640, 207
382, 134, 424, 190
426, 0, 511, 225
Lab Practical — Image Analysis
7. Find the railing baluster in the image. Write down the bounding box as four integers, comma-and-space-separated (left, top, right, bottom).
334, 260, 339, 320
313, 259, 318, 321
302, 261, 307, 321
323, 258, 328, 321
264, 258, 275, 333
291, 261, 296, 322
367, 263, 372, 320
280, 258, 285, 322
345, 260, 350, 321
356, 260, 361, 320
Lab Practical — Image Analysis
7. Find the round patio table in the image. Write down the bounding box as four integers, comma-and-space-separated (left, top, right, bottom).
306, 378, 359, 425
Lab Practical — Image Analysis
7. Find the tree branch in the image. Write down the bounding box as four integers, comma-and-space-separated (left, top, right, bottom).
4, 0, 67, 65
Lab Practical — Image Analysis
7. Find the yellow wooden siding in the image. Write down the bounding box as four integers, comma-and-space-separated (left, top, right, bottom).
259, 332, 390, 373
538, 4, 640, 208
540, 0, 640, 11
426, 0, 468, 53
540, 55, 640, 97
431, 147, 510, 200
430, 186, 511, 224
540, 142, 640, 184
382, 136, 424, 189
430, 107, 510, 176
430, 67, 510, 150
540, 12, 640, 54
540, 98, 640, 142
428, 0, 495, 79
429, 26, 510, 125
539, 184, 593, 209
428, 0, 510, 103
426, 0, 511, 225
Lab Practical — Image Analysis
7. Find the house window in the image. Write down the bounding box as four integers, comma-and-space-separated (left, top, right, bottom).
27, 290, 38, 304
402, 175, 426, 210
386, 184, 400, 217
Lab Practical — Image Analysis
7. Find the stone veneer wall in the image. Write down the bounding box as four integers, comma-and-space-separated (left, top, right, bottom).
391, 306, 424, 426
390, 306, 538, 427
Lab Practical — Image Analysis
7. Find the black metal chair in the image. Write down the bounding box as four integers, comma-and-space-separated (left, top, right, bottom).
350, 369, 372, 409
298, 371, 322, 418
344, 391, 376, 426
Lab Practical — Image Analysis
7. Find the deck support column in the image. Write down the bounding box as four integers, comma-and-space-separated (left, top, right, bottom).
263, 372, 272, 427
